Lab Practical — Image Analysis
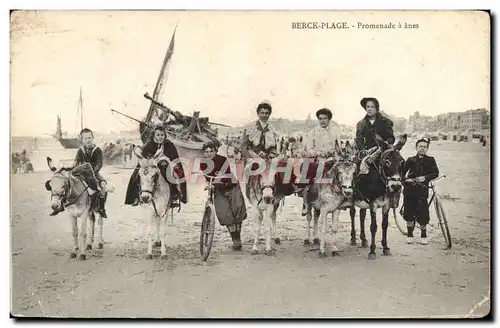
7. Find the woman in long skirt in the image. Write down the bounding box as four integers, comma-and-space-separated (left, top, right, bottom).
200, 141, 247, 250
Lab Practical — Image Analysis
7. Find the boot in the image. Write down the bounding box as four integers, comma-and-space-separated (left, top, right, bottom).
406, 224, 415, 244
230, 231, 242, 251
420, 226, 428, 245
98, 192, 108, 218
49, 206, 65, 216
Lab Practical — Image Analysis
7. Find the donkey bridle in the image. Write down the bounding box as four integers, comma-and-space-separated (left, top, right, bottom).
50, 173, 89, 207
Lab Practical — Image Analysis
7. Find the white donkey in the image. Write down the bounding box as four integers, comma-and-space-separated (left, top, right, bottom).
45, 157, 105, 260
133, 145, 172, 259
303, 141, 358, 257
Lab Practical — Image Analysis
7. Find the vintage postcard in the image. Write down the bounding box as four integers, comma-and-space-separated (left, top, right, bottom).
10, 10, 490, 318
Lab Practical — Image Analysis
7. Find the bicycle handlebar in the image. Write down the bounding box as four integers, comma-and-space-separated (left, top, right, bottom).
406, 174, 447, 189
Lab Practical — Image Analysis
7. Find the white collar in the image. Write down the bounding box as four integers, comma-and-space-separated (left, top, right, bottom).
258, 120, 268, 128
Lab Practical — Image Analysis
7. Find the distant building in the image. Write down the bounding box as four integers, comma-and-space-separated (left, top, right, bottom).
459, 108, 489, 131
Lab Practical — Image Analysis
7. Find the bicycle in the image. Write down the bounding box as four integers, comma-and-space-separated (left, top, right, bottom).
393, 174, 452, 249
200, 176, 217, 261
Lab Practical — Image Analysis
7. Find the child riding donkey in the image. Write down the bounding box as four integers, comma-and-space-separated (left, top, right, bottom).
49, 128, 111, 218
243, 100, 297, 254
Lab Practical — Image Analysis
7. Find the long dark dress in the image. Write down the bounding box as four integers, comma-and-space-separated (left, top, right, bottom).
200, 154, 247, 226
124, 140, 188, 204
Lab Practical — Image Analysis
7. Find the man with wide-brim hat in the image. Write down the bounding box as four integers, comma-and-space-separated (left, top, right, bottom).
295, 107, 342, 215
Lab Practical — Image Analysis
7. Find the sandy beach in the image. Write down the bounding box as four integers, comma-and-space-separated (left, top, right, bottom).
10, 140, 490, 318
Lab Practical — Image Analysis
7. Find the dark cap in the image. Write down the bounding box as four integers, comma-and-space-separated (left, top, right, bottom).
360, 97, 380, 111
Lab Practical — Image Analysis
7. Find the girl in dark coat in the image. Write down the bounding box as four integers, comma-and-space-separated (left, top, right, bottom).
124, 125, 188, 206
200, 141, 247, 250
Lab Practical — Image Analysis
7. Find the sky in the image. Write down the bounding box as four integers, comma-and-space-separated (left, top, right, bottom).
10, 10, 490, 136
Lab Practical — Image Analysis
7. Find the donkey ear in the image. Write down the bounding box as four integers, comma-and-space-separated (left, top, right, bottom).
394, 134, 408, 151
374, 133, 389, 150
334, 139, 342, 154
133, 146, 144, 159
44, 180, 52, 191
345, 140, 353, 155
46, 157, 56, 172
152, 145, 164, 160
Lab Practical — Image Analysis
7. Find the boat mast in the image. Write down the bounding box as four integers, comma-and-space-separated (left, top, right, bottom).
144, 23, 178, 124
79, 87, 84, 131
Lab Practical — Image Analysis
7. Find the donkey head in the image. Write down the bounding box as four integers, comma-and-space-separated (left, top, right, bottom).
134, 145, 167, 204
377, 134, 407, 193
328, 140, 357, 198
45, 157, 72, 212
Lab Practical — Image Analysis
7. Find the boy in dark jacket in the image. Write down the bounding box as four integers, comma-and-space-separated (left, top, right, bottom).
50, 128, 110, 217
402, 137, 440, 245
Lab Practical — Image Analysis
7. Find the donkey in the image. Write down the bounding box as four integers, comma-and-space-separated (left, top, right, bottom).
45, 157, 103, 260
133, 145, 172, 259
303, 140, 358, 257
235, 131, 293, 255
347, 134, 407, 259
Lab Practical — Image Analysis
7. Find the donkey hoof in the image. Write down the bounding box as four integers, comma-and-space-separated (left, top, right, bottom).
303, 239, 311, 246
145, 254, 153, 260
153, 241, 161, 248
313, 238, 320, 246
69, 252, 77, 259
332, 251, 340, 257
160, 254, 168, 260
85, 244, 92, 251
98, 242, 104, 249
368, 253, 376, 260
250, 249, 259, 255
318, 251, 327, 258
350, 239, 357, 246
274, 238, 281, 245
79, 254, 87, 261
361, 240, 368, 248
264, 249, 275, 256
383, 249, 392, 256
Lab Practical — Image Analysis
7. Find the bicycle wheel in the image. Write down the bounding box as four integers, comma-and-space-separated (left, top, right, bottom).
200, 204, 216, 261
393, 207, 407, 235
434, 196, 452, 249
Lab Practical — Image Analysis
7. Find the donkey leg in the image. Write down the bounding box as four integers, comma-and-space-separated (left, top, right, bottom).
70, 216, 78, 258
318, 210, 328, 258
368, 208, 377, 260
359, 208, 368, 248
160, 216, 168, 259
349, 207, 357, 246
331, 210, 341, 257
79, 214, 89, 260
251, 209, 262, 255
313, 209, 320, 246
85, 212, 95, 251
153, 219, 161, 248
271, 205, 280, 245
146, 213, 154, 259
304, 207, 312, 246
97, 213, 104, 249
264, 209, 274, 255
381, 207, 391, 256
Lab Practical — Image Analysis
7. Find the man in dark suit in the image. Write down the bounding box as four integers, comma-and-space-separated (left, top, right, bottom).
402, 137, 440, 245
